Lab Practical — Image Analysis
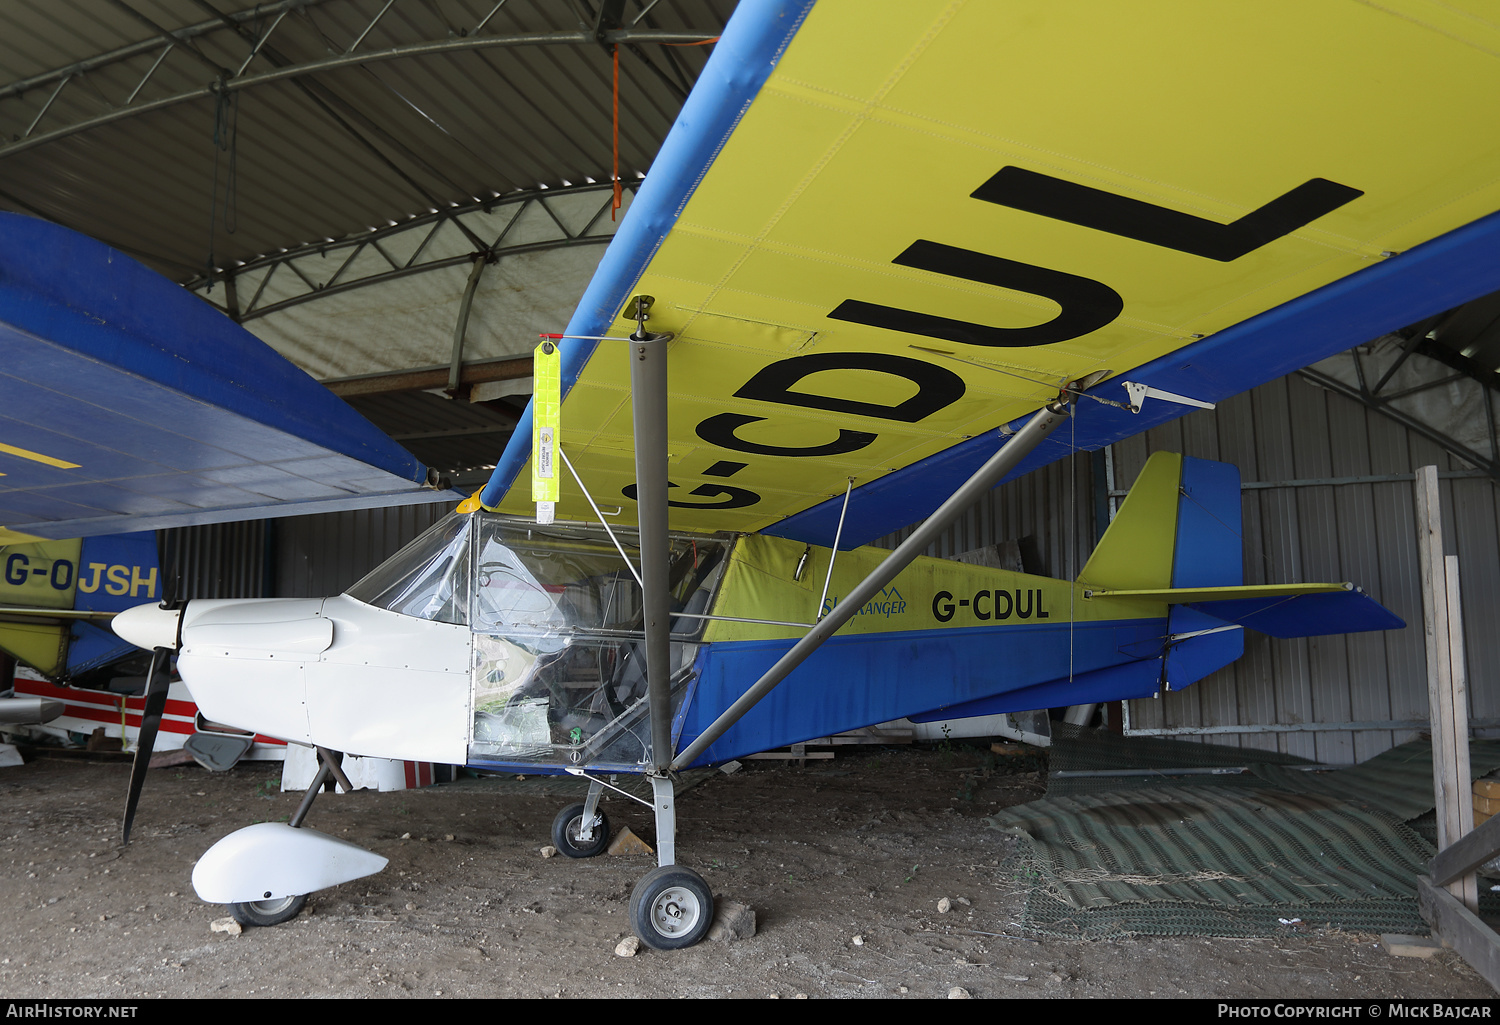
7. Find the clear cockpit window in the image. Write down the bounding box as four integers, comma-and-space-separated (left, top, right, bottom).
344, 512, 471, 625
471, 522, 644, 638
465, 514, 729, 770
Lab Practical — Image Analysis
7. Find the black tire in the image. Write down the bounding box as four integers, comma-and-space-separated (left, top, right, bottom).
228, 893, 307, 927
629, 865, 714, 950
551, 803, 610, 859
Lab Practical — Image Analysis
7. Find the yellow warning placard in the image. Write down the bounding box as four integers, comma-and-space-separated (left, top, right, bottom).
531, 340, 561, 520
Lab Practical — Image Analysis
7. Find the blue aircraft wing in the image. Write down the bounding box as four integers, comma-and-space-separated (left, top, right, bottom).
0, 213, 458, 542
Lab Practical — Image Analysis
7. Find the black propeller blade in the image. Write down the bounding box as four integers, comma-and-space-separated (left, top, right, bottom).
121, 645, 172, 845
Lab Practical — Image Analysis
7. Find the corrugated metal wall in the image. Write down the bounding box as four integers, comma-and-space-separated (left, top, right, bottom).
880, 446, 1095, 580
878, 371, 1500, 765
159, 521, 269, 601
270, 503, 452, 599
160, 503, 452, 602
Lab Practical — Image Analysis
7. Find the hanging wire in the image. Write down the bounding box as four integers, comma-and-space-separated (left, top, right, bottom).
205, 78, 241, 290
910, 346, 1134, 411
1068, 396, 1077, 682
611, 45, 622, 221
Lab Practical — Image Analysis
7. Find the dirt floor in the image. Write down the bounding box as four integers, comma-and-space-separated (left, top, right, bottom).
0, 741, 1494, 1000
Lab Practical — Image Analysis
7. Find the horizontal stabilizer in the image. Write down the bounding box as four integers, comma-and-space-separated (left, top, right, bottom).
1185, 589, 1404, 638
1088, 582, 1403, 637
1086, 582, 1348, 603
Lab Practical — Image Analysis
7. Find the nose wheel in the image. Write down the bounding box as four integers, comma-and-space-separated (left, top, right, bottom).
629, 865, 713, 950
229, 893, 307, 927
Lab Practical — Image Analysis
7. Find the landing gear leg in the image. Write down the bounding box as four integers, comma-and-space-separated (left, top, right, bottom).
628, 773, 713, 949
227, 747, 343, 927
624, 326, 710, 949
649, 774, 676, 868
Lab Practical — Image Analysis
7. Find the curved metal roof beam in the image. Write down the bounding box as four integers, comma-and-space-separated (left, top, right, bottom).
0, 0, 340, 102
192, 180, 640, 323
1300, 351, 1500, 482
0, 28, 716, 161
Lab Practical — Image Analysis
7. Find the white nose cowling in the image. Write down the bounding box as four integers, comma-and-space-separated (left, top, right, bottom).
112, 602, 183, 651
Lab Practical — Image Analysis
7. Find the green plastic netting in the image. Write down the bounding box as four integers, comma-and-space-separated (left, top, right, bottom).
986, 728, 1500, 938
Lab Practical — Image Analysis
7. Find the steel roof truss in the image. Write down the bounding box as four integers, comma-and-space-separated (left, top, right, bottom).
203, 182, 635, 322
0, 28, 719, 164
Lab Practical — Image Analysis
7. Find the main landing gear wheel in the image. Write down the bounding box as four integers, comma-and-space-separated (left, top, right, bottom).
629, 865, 714, 950
552, 804, 610, 859
228, 893, 308, 927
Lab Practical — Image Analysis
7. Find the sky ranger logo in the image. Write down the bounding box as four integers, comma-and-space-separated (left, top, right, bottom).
822, 587, 907, 619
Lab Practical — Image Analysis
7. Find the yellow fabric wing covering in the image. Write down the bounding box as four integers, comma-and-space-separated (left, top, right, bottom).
502, 0, 1500, 536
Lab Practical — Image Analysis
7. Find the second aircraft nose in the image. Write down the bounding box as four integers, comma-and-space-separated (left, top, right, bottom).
112, 602, 182, 651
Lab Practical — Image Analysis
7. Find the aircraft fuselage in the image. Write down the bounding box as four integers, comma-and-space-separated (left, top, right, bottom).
113, 511, 1173, 773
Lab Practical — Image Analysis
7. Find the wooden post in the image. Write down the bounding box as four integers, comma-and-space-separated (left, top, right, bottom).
1444, 554, 1478, 911
1414, 465, 1477, 910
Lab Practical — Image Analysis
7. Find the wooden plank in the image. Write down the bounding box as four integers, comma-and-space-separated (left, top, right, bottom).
1417, 875, 1500, 992
1416, 467, 1458, 849
1444, 555, 1479, 910
1415, 466, 1479, 909
1430, 808, 1500, 887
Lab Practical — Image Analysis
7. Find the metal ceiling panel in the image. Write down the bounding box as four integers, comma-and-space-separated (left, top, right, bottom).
0, 0, 731, 281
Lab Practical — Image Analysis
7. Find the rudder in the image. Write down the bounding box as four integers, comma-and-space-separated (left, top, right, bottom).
1080, 451, 1246, 691
1079, 452, 1244, 592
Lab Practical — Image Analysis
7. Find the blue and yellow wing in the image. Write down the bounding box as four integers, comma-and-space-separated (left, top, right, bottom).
0, 214, 455, 543
493, 0, 1500, 545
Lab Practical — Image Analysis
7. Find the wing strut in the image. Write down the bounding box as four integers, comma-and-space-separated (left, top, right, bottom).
626, 296, 674, 777
624, 296, 698, 891
671, 397, 1074, 770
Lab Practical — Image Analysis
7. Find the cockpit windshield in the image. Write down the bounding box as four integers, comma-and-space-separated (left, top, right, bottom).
344, 513, 471, 625
344, 511, 730, 771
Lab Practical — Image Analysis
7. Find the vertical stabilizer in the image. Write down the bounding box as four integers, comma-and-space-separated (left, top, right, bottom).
1079, 452, 1247, 691
1079, 452, 1245, 591
1078, 452, 1182, 591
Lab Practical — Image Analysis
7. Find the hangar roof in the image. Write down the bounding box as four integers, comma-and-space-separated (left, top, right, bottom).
4, 1, 1499, 492
0, 0, 729, 282
0, 0, 730, 487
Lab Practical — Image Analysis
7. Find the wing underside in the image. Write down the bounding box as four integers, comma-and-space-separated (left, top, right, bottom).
0, 215, 456, 542
483, 0, 1500, 546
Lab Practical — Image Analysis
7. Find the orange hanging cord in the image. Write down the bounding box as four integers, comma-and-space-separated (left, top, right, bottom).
612, 45, 622, 221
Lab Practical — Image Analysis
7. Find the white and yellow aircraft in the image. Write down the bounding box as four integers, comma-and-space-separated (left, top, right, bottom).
9, 0, 1500, 948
